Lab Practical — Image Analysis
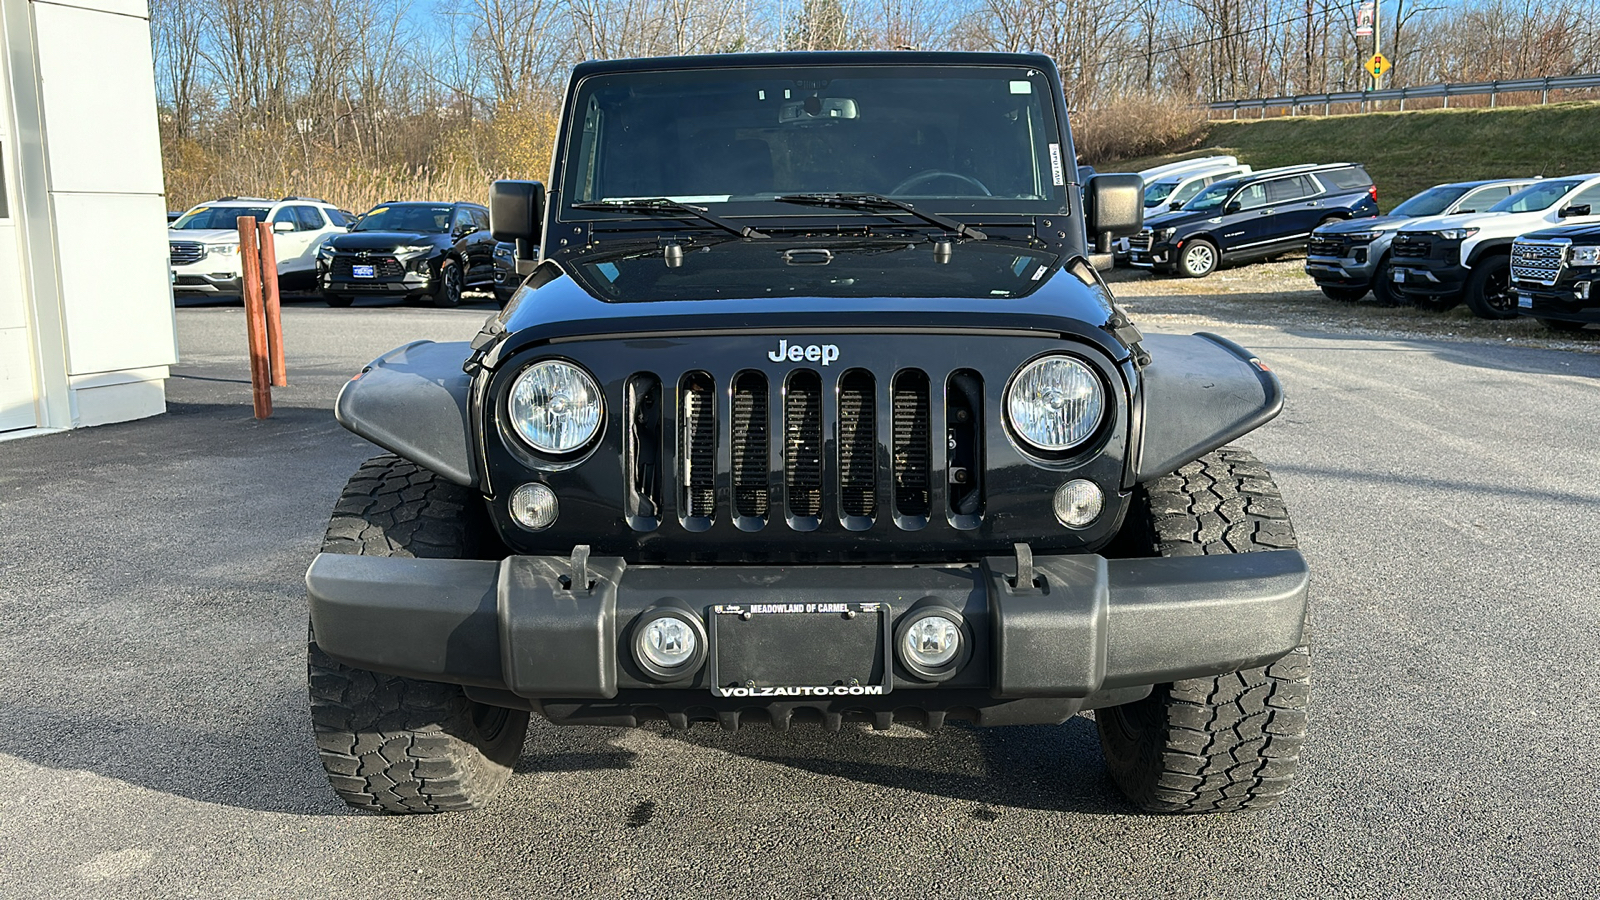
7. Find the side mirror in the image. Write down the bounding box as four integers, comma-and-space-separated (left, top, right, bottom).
1224, 202, 1242, 214
1169, 201, 1182, 211
1559, 204, 1592, 218
491, 180, 545, 246
454, 224, 477, 238
1085, 173, 1144, 252
273, 220, 295, 233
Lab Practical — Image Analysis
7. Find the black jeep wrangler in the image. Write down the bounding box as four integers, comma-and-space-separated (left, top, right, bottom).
304, 52, 1310, 816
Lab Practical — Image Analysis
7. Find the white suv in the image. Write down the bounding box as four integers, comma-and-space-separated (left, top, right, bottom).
168, 197, 350, 298
1389, 174, 1600, 318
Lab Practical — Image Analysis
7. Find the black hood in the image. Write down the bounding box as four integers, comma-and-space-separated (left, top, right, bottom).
1520, 222, 1600, 243
330, 231, 446, 251
482, 236, 1132, 367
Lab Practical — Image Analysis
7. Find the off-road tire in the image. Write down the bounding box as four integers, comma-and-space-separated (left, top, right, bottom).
1177, 239, 1219, 278
323, 293, 353, 308
432, 258, 463, 308
1319, 285, 1368, 302
309, 454, 528, 813
1096, 447, 1310, 814
1464, 254, 1517, 319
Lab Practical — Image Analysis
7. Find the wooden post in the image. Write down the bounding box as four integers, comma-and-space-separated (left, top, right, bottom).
237, 216, 273, 419
256, 222, 287, 387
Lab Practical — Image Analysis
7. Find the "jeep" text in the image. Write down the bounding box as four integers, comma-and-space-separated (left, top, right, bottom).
767, 339, 840, 366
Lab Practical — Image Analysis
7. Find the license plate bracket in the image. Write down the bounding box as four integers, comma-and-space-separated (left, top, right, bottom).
707, 602, 892, 698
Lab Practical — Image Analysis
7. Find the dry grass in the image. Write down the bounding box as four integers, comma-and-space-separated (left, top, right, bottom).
1073, 93, 1209, 166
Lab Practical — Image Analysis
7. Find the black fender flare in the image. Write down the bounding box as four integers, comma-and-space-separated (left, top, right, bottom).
335, 340, 478, 487
1465, 239, 1513, 268
1128, 332, 1283, 483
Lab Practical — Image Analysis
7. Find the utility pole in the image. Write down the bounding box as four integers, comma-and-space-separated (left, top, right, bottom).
1372, 0, 1383, 90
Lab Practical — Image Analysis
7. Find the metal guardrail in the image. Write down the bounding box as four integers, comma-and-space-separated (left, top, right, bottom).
1209, 74, 1600, 117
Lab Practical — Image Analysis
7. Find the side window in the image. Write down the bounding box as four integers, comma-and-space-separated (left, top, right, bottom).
294, 206, 325, 230
1171, 179, 1208, 206
1316, 167, 1371, 192
324, 207, 349, 227
1266, 177, 1311, 204
470, 208, 490, 232
270, 207, 298, 229
1233, 183, 1269, 210
450, 207, 474, 234
1565, 183, 1600, 210
1456, 186, 1511, 212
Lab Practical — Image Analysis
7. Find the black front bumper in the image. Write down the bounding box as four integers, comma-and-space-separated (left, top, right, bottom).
306, 547, 1309, 728
1513, 280, 1600, 323
1388, 248, 1467, 299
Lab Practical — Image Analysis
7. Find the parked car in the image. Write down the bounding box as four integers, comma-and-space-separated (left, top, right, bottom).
1389, 174, 1600, 317
1509, 223, 1600, 331
168, 196, 349, 298
317, 201, 499, 308
1114, 157, 1252, 265
1305, 178, 1537, 303
491, 241, 538, 306
304, 51, 1311, 817
1128, 163, 1379, 277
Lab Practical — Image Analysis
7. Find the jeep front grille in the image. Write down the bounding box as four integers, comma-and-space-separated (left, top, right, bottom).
624, 366, 965, 531
169, 241, 206, 265
1510, 240, 1566, 286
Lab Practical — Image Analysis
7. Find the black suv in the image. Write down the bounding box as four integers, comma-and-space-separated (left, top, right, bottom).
318, 201, 499, 307
304, 52, 1309, 818
1128, 163, 1378, 277
1509, 223, 1600, 331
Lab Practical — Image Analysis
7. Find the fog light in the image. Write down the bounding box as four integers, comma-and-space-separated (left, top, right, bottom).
1578, 281, 1592, 300
633, 610, 705, 679
509, 483, 558, 530
1055, 479, 1103, 528
902, 615, 961, 669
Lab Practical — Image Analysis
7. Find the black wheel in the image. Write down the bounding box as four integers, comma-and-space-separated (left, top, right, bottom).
1539, 318, 1587, 333
309, 454, 528, 814
1370, 255, 1399, 306
1319, 285, 1368, 302
432, 259, 464, 308
1176, 239, 1219, 278
323, 293, 353, 308
1464, 254, 1516, 319
1096, 448, 1310, 814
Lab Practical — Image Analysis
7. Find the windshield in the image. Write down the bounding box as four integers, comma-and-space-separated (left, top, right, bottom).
172, 206, 270, 230
1183, 178, 1243, 213
352, 204, 453, 233
1390, 186, 1470, 218
1491, 180, 1580, 213
1144, 181, 1180, 207
562, 64, 1067, 216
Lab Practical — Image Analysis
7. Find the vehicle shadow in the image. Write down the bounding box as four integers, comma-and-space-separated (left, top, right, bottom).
660, 715, 1132, 816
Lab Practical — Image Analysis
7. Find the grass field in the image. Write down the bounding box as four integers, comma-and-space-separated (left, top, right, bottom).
1105, 101, 1600, 211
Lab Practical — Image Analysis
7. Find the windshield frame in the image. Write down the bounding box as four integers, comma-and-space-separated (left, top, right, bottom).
553, 61, 1074, 225
1489, 179, 1582, 214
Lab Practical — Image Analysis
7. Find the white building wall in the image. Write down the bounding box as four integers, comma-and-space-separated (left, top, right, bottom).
1, 0, 174, 436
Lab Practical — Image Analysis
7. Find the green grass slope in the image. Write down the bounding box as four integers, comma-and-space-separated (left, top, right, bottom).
1108, 102, 1600, 212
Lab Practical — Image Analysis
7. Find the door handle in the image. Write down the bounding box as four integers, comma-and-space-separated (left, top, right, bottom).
1259, 209, 1274, 215
1305, 201, 1320, 207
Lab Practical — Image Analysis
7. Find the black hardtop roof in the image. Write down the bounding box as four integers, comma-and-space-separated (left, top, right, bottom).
570, 50, 1059, 79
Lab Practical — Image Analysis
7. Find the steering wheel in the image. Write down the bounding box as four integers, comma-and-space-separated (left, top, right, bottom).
889, 170, 992, 197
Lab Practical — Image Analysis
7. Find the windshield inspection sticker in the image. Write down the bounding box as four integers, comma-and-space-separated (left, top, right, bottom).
1048, 143, 1065, 186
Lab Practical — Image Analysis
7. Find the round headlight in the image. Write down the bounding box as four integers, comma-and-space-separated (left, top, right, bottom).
507, 360, 602, 454
1007, 356, 1105, 451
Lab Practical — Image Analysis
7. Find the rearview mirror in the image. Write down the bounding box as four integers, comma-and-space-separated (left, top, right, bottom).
779, 96, 858, 124
490, 180, 545, 246
1085, 173, 1144, 251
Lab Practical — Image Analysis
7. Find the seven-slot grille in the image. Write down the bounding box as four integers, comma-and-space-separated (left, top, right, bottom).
169, 241, 206, 266
1510, 240, 1566, 286
626, 368, 969, 531
1391, 233, 1433, 259
330, 256, 404, 278
1306, 236, 1345, 258
1127, 232, 1154, 253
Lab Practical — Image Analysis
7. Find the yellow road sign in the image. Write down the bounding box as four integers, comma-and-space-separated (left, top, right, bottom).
1366, 53, 1391, 78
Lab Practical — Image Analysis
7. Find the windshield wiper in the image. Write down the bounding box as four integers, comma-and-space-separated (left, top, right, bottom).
773, 193, 987, 241
572, 198, 769, 239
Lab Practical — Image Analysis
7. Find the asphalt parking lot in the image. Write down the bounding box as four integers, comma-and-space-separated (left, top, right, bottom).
2, 282, 1597, 899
